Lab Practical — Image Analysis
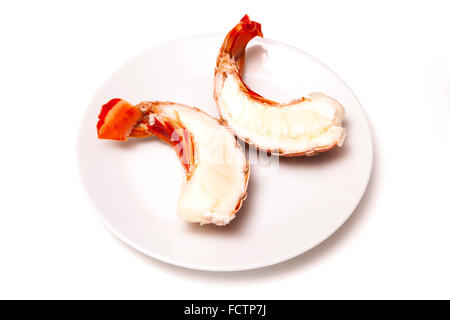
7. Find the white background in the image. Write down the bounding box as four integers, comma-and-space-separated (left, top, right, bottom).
1, 0, 449, 299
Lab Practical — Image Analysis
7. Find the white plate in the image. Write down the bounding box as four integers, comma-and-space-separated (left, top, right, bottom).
78, 34, 373, 271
